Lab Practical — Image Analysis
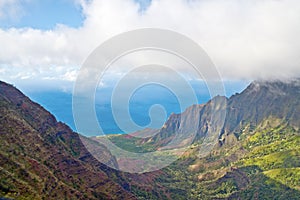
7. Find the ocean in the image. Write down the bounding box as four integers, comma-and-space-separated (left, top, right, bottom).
26, 80, 249, 136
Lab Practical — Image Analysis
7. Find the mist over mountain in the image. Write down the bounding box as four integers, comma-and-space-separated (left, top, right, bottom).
1, 0, 300, 199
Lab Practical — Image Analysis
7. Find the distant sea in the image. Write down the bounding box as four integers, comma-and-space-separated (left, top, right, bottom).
26, 80, 249, 136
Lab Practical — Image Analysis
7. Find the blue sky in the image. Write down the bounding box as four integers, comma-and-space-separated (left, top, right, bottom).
0, 0, 83, 29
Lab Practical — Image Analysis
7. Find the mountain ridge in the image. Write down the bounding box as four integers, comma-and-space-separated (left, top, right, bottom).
138, 79, 300, 149
1, 79, 300, 199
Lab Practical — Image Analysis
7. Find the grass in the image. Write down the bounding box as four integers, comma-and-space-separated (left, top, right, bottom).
264, 168, 300, 190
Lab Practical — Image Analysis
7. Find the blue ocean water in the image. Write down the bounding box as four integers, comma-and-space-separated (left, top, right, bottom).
26, 80, 249, 136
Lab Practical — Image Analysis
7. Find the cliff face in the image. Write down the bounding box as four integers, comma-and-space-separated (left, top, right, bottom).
146, 79, 300, 147
223, 80, 300, 135
0, 81, 135, 200
148, 96, 227, 148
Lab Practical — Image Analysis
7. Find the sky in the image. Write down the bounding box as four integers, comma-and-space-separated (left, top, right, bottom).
0, 0, 300, 92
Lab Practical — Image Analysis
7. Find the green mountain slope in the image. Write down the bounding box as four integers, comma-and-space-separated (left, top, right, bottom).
113, 119, 299, 199
101, 80, 300, 199
1, 79, 300, 199
0, 81, 135, 200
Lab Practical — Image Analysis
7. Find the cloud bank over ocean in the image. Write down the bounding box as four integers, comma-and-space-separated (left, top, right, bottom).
0, 0, 300, 90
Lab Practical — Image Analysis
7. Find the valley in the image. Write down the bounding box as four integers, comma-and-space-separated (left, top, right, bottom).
0, 79, 299, 199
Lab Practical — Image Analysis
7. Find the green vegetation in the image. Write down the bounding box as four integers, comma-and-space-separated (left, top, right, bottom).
264, 168, 300, 190
107, 135, 156, 153
130, 121, 300, 199
1, 80, 300, 199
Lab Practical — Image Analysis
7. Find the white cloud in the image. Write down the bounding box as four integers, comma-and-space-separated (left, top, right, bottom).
61, 69, 78, 82
0, 0, 300, 89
